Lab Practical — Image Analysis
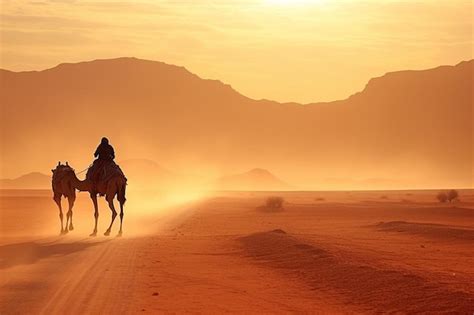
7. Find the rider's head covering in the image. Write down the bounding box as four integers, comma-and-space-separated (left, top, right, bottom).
101, 137, 109, 144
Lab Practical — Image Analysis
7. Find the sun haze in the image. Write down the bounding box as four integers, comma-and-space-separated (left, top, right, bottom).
1, 0, 472, 103
1, 1, 474, 313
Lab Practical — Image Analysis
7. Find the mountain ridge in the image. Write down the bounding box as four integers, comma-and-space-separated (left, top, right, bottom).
1, 57, 471, 106
1, 57, 472, 189
0, 172, 51, 189
216, 168, 291, 191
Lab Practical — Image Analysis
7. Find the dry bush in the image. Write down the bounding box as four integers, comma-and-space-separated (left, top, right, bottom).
437, 190, 459, 203
380, 195, 388, 200
447, 189, 459, 202
436, 192, 448, 203
266, 196, 284, 209
315, 197, 325, 202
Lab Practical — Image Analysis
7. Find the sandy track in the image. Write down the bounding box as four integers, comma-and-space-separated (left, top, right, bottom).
0, 192, 198, 315
0, 237, 144, 314
39, 238, 141, 314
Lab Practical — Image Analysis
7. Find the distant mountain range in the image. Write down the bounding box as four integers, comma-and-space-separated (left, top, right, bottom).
0, 162, 290, 191
1, 57, 472, 189
0, 172, 51, 189
119, 158, 173, 186
216, 168, 290, 191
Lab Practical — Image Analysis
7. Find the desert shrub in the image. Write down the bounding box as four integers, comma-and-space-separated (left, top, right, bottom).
447, 189, 459, 202
315, 197, 325, 202
436, 192, 448, 203
437, 190, 459, 203
266, 196, 284, 209
380, 195, 388, 200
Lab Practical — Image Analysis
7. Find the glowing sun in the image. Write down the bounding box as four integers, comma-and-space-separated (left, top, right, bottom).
265, 0, 324, 5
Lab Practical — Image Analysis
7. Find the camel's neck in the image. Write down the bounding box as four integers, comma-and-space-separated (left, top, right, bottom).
71, 172, 91, 192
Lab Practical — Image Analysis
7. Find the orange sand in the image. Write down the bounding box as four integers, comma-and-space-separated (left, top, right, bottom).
1, 190, 473, 313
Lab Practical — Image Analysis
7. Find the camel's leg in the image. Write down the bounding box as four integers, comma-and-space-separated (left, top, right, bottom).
64, 199, 70, 235
54, 194, 65, 234
104, 194, 117, 236
67, 194, 75, 231
90, 193, 99, 237
117, 201, 124, 237
117, 184, 126, 237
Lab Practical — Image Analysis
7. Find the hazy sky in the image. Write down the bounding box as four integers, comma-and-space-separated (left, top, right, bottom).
1, 0, 472, 103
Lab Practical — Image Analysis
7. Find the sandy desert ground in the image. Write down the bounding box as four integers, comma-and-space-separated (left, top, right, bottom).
0, 189, 473, 314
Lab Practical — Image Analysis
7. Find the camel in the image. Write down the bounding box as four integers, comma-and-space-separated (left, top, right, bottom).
51, 161, 127, 236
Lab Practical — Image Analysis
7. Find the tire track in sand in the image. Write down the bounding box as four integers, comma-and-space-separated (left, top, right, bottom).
39, 238, 142, 315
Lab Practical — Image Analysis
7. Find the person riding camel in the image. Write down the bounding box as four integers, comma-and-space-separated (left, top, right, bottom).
94, 137, 115, 161
88, 137, 116, 185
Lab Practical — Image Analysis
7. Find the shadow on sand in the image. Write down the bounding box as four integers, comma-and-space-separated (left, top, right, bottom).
0, 240, 106, 269
375, 221, 474, 241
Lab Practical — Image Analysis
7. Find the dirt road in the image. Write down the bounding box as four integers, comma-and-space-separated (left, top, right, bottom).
0, 191, 197, 314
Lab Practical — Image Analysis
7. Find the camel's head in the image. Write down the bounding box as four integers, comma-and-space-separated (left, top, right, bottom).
51, 161, 75, 182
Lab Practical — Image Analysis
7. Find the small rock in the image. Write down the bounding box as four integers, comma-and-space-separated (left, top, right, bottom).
152, 292, 159, 296
420, 245, 425, 248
